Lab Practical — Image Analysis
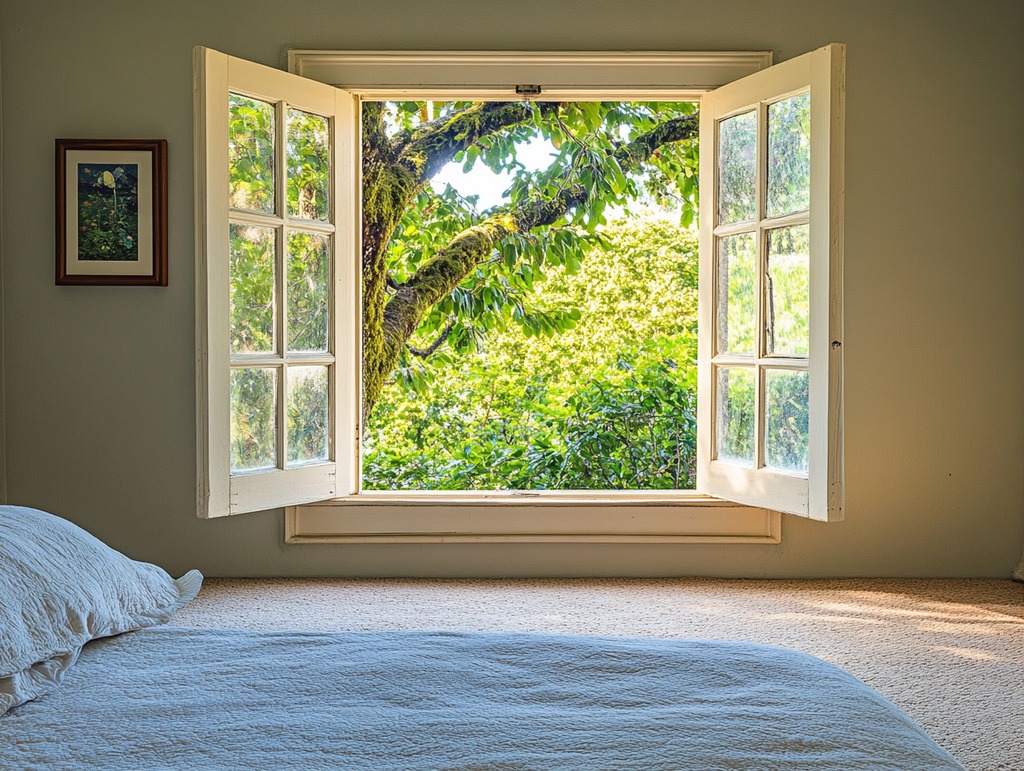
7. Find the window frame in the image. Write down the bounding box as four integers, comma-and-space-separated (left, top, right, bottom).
193, 48, 359, 518
697, 45, 845, 522
196, 48, 843, 543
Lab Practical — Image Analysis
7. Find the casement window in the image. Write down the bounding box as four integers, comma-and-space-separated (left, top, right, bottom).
194, 46, 844, 542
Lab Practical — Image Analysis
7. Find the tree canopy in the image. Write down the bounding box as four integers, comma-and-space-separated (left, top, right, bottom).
361, 99, 700, 421
363, 217, 700, 490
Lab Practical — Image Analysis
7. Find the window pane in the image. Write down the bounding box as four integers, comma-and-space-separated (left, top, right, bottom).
230, 224, 276, 354
287, 366, 330, 465
767, 92, 810, 218
717, 110, 756, 224
716, 367, 755, 465
765, 369, 809, 473
287, 109, 331, 222
230, 367, 278, 472
287, 232, 330, 352
716, 233, 756, 355
766, 225, 810, 356
229, 94, 275, 214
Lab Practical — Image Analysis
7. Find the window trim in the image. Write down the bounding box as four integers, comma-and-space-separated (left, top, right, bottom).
196, 48, 842, 543
280, 50, 784, 543
286, 494, 781, 544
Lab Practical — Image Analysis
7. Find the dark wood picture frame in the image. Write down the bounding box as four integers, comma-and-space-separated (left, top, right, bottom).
56, 138, 168, 286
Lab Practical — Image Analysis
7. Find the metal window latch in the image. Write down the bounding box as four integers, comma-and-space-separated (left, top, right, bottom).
515, 84, 542, 97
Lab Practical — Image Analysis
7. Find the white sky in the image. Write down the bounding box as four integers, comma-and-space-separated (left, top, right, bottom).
429, 138, 558, 210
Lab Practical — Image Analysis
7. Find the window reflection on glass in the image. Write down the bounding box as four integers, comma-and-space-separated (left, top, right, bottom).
287, 366, 330, 465
229, 94, 275, 214
287, 232, 330, 353
764, 369, 809, 473
716, 367, 755, 465
287, 109, 330, 222
717, 233, 757, 356
767, 92, 810, 218
230, 223, 276, 354
717, 110, 756, 224
766, 225, 810, 356
230, 367, 278, 472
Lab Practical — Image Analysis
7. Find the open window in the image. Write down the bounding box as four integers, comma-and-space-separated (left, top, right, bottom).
194, 46, 844, 534
697, 45, 845, 521
194, 49, 358, 517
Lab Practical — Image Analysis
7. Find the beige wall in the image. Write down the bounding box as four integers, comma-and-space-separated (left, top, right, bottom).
1, 0, 1022, 577
0, 34, 6, 506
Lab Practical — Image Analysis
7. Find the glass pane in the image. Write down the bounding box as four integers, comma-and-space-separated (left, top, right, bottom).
716, 367, 755, 466
230, 224, 276, 354
767, 92, 811, 218
287, 366, 330, 465
287, 109, 331, 222
717, 110, 756, 224
287, 232, 330, 352
766, 225, 810, 356
230, 368, 277, 472
765, 369, 809, 473
716, 233, 757, 355
229, 94, 275, 214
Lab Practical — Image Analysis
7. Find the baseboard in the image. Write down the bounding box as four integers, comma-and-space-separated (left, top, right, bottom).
1013, 560, 1024, 583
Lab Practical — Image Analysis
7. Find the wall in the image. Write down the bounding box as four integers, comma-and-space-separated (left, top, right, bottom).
1, 0, 1022, 577
0, 32, 6, 505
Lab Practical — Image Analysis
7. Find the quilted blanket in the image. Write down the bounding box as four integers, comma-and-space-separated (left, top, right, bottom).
0, 628, 963, 770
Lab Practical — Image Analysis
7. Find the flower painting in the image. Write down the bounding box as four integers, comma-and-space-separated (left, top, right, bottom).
77, 163, 139, 261
56, 139, 167, 285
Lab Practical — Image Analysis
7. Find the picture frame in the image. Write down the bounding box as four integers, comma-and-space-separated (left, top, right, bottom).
55, 138, 168, 286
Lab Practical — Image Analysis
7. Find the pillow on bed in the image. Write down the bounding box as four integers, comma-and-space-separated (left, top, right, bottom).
0, 505, 202, 715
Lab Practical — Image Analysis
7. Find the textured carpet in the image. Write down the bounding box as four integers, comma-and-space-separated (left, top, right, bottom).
173, 578, 1024, 771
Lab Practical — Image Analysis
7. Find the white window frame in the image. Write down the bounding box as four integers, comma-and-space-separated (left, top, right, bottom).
193, 48, 359, 518
195, 47, 844, 543
697, 45, 845, 522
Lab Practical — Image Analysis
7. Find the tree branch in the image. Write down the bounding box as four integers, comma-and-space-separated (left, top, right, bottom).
407, 320, 457, 359
396, 102, 557, 184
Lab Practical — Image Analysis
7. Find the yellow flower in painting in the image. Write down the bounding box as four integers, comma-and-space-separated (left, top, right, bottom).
101, 171, 116, 188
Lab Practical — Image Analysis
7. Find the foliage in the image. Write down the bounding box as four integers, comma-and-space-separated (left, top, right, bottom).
363, 219, 699, 490
228, 94, 275, 213
286, 109, 331, 221
227, 93, 335, 468
380, 101, 699, 365
76, 164, 139, 261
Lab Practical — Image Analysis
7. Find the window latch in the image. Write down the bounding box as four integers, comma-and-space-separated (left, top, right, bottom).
515, 84, 542, 97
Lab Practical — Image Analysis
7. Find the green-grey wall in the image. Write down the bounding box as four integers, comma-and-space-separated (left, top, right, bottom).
1, 0, 1022, 577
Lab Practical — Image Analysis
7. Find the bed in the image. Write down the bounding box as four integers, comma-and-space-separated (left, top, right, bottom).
1, 506, 965, 770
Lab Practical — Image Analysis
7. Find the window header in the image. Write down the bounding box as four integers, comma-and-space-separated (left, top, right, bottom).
287, 50, 772, 100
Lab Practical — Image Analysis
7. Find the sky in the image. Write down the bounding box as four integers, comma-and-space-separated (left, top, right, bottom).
429, 136, 558, 210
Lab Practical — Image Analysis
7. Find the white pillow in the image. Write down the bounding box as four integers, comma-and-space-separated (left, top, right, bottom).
0, 506, 202, 714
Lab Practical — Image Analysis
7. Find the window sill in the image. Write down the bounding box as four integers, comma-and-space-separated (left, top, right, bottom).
285, 492, 781, 544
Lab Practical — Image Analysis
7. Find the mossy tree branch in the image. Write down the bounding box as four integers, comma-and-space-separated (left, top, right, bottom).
362, 102, 549, 420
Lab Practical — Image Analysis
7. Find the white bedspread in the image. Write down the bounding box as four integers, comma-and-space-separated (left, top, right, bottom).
0, 628, 963, 770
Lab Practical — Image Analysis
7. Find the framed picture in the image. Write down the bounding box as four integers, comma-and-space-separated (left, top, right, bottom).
56, 138, 168, 286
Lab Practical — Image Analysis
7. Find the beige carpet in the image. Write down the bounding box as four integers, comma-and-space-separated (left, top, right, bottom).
173, 578, 1024, 771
